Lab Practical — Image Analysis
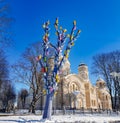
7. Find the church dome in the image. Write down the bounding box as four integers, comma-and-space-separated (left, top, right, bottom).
96, 78, 105, 83
62, 59, 70, 68
79, 63, 87, 66
78, 63, 89, 81
96, 77, 106, 88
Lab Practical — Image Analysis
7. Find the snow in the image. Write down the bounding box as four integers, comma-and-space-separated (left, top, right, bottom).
0, 114, 120, 123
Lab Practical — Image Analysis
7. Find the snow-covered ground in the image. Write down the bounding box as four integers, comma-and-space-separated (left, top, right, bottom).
0, 114, 120, 123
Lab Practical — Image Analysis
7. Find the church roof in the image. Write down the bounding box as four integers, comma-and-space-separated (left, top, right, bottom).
78, 63, 87, 66
99, 88, 110, 95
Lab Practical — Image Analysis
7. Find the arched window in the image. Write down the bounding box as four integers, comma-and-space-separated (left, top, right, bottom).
79, 101, 81, 107
70, 83, 79, 92
70, 83, 75, 92
106, 96, 107, 100
100, 82, 102, 87
94, 100, 96, 106
76, 86, 78, 90
73, 84, 75, 91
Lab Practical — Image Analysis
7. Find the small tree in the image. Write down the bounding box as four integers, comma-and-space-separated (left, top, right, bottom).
0, 50, 15, 112
36, 18, 81, 119
19, 89, 29, 109
0, 80, 16, 112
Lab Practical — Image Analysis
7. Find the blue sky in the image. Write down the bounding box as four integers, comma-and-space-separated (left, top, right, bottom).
7, 0, 120, 90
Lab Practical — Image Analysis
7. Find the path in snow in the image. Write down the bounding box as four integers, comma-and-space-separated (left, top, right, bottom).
0, 114, 120, 123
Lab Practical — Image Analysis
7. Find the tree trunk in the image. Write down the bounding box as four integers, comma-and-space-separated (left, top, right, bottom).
40, 96, 43, 113
23, 97, 26, 109
22, 100, 24, 109
109, 88, 114, 109
29, 95, 36, 113
31, 102, 35, 113
118, 90, 120, 111
29, 101, 36, 113
111, 96, 114, 110
114, 90, 117, 109
61, 80, 63, 109
43, 93, 53, 120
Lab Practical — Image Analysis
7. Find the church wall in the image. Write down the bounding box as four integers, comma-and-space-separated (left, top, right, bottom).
85, 83, 91, 109
89, 87, 98, 109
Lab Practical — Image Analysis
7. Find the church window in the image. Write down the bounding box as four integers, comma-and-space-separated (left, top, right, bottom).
76, 86, 78, 90
70, 83, 79, 92
106, 96, 108, 100
94, 100, 96, 106
91, 100, 94, 106
73, 84, 75, 91
79, 101, 81, 107
91, 88, 94, 94
99, 83, 103, 88
85, 84, 89, 89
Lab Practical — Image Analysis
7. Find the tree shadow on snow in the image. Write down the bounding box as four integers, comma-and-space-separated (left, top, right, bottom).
0, 117, 41, 123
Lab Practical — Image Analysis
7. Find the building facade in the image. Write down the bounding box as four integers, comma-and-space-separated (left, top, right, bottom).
54, 59, 112, 110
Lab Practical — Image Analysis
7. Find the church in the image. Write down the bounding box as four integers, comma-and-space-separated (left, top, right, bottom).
18, 59, 112, 111
54, 59, 112, 110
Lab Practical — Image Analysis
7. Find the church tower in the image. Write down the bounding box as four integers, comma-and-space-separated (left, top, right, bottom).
60, 58, 71, 76
78, 63, 89, 81
96, 78, 106, 88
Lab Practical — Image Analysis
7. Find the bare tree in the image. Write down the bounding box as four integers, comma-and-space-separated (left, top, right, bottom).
0, 0, 15, 112
92, 50, 120, 110
0, 50, 16, 113
18, 89, 29, 109
0, 80, 16, 112
0, 49, 9, 88
12, 42, 44, 113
